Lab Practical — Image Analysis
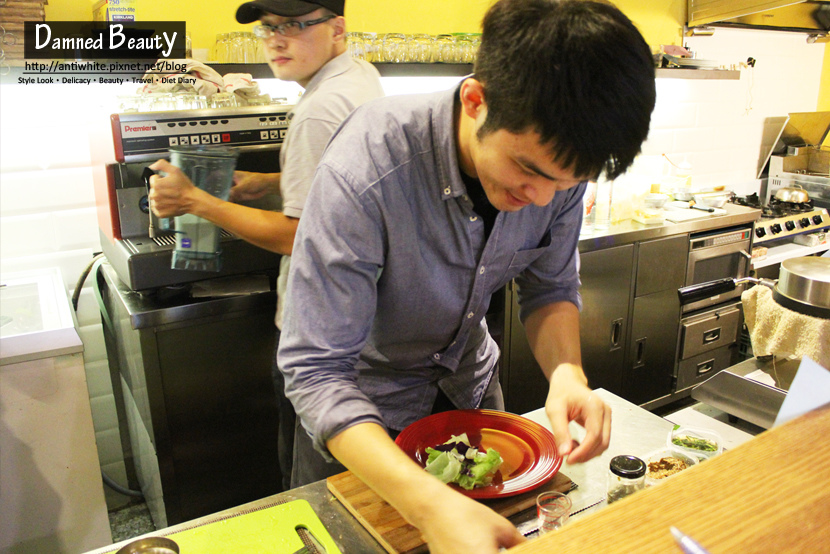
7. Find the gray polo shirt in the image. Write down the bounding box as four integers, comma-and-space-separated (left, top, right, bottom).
275, 51, 383, 329
278, 86, 586, 458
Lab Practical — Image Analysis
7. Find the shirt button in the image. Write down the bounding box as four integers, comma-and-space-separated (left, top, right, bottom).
433, 353, 441, 360
467, 312, 474, 319
450, 340, 457, 346
469, 216, 478, 222
479, 266, 486, 274
443, 187, 451, 195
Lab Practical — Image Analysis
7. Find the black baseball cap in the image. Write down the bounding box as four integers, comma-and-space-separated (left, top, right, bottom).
236, 0, 344, 23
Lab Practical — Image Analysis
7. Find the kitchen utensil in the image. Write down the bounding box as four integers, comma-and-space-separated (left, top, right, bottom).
693, 191, 734, 208
773, 184, 810, 203
394, 409, 563, 499
644, 193, 670, 209
327, 469, 574, 554
115, 537, 180, 554
672, 189, 695, 201
536, 491, 571, 535
677, 256, 830, 319
692, 205, 715, 213
168, 145, 239, 272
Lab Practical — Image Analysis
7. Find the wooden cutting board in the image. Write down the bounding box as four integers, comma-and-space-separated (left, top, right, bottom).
327, 470, 573, 553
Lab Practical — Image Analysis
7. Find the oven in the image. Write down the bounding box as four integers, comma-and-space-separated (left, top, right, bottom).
683, 225, 753, 313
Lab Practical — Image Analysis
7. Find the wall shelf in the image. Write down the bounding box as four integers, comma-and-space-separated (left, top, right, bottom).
1, 61, 741, 84
655, 67, 740, 80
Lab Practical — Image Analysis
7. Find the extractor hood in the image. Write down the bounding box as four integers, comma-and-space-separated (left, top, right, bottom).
688, 1, 830, 38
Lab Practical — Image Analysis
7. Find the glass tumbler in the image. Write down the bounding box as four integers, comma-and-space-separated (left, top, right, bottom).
408, 33, 434, 63
381, 33, 407, 63
433, 34, 455, 63
346, 32, 366, 60
536, 492, 571, 535
212, 33, 229, 63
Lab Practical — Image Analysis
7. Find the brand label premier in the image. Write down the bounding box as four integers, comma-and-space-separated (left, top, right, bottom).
123, 124, 157, 134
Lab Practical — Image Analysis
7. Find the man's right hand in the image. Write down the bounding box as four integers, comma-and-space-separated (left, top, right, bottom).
327, 422, 526, 554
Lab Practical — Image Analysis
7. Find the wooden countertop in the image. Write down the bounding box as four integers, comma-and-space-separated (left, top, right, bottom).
508, 404, 830, 553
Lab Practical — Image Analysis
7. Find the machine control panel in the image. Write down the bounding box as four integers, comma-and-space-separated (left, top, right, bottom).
111, 105, 293, 162
753, 208, 829, 244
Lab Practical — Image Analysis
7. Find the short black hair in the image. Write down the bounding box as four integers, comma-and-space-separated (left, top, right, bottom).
474, 0, 656, 180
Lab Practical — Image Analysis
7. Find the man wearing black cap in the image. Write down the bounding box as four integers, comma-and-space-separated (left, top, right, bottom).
149, 0, 383, 490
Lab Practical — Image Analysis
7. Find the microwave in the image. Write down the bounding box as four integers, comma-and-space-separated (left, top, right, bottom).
683, 226, 753, 313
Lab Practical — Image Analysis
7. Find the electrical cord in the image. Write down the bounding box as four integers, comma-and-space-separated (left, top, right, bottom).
73, 253, 144, 499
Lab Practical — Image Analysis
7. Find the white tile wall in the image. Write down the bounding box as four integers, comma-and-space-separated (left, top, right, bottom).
0, 26, 825, 512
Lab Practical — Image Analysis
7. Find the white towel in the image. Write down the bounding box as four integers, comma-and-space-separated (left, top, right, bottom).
223, 73, 270, 106
742, 285, 830, 369
138, 59, 224, 98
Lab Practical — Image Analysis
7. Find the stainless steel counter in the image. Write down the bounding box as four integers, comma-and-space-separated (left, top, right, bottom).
85, 389, 673, 553
578, 203, 761, 254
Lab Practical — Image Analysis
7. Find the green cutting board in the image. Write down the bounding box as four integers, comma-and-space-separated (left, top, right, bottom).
107, 499, 341, 553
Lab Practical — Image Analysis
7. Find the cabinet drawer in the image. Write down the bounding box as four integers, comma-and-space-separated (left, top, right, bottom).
676, 345, 734, 391
680, 303, 741, 360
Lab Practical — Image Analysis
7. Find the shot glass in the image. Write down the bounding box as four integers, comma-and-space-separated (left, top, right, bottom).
536, 491, 571, 536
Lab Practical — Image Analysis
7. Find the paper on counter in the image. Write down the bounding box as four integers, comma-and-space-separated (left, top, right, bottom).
773, 357, 830, 427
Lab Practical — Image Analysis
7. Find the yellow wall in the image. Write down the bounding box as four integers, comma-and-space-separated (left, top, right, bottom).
819, 43, 830, 111
42, 0, 825, 103
47, 0, 685, 54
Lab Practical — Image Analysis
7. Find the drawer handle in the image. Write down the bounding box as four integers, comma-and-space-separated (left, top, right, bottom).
703, 328, 721, 344
697, 359, 715, 375
610, 318, 623, 349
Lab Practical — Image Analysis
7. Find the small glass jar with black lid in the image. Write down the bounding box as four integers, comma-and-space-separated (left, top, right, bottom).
607, 455, 646, 504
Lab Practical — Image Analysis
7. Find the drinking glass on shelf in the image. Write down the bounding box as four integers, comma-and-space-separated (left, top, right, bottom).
210, 92, 238, 109
363, 32, 380, 62
212, 33, 229, 63
453, 33, 476, 64
433, 34, 455, 63
408, 33, 434, 63
228, 32, 245, 63
381, 32, 407, 63
346, 32, 366, 60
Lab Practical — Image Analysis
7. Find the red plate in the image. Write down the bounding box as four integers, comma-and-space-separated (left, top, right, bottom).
394, 409, 562, 499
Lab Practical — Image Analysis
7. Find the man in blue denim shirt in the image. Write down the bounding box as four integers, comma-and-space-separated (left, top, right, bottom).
278, 0, 656, 551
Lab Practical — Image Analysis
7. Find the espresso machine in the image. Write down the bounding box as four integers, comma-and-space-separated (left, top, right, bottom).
90, 104, 294, 528
92, 104, 291, 291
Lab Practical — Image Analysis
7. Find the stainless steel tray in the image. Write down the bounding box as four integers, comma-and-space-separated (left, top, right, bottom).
691, 356, 802, 429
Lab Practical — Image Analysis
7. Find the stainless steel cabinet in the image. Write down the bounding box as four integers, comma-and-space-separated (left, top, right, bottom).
622, 236, 687, 405
500, 235, 687, 413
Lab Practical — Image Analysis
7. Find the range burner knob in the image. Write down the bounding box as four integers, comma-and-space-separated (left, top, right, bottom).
814, 215, 825, 225
785, 220, 796, 231
771, 223, 782, 234
755, 227, 766, 238
800, 217, 811, 228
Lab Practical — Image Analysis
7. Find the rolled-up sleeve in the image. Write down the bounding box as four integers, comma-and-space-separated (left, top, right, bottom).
277, 161, 387, 460
515, 181, 586, 323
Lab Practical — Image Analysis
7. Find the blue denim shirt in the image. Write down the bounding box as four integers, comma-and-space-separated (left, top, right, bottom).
278, 86, 586, 457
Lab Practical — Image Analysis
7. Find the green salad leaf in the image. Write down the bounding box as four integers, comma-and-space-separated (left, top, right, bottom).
423, 433, 503, 490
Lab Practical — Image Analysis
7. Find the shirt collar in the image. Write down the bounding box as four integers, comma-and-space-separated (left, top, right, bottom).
302, 50, 354, 95
433, 80, 471, 202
